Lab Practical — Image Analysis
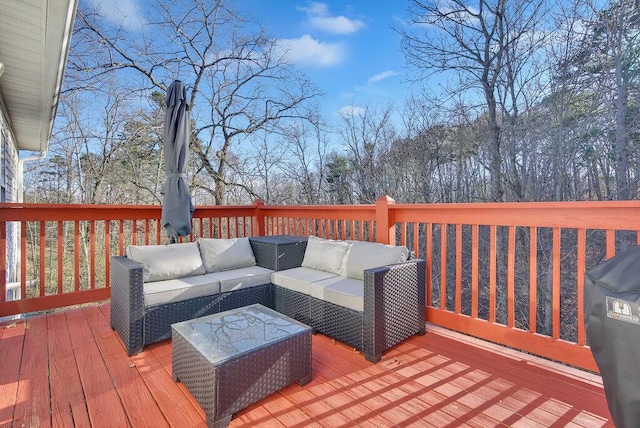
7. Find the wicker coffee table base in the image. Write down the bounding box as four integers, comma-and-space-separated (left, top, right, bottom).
172, 306, 312, 427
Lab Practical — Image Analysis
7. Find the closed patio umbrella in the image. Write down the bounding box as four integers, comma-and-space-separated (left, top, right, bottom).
161, 80, 193, 241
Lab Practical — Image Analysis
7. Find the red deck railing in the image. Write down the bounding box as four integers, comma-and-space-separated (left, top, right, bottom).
2, 197, 640, 372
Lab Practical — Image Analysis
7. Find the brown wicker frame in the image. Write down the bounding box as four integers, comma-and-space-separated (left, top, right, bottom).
171, 306, 312, 427
110, 256, 273, 356
274, 260, 426, 362
111, 245, 425, 361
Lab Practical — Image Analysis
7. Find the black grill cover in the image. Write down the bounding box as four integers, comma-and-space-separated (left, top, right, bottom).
585, 246, 640, 428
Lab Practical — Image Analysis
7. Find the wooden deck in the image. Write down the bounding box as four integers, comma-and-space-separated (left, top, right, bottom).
0, 303, 612, 427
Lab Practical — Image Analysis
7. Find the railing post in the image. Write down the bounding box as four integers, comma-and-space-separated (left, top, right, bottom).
375, 195, 395, 245
253, 199, 266, 237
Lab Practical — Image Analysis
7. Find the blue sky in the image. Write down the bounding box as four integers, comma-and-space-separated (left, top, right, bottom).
242, 1, 411, 119
91, 0, 413, 121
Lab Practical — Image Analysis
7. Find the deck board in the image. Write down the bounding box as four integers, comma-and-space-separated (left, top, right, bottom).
0, 303, 614, 427
65, 308, 129, 427
82, 305, 168, 428
47, 311, 91, 428
0, 320, 24, 427
13, 316, 50, 428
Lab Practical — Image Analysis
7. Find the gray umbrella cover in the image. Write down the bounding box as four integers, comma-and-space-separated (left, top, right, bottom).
161, 80, 193, 238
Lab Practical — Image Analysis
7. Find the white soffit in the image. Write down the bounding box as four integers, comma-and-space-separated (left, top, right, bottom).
0, 0, 77, 152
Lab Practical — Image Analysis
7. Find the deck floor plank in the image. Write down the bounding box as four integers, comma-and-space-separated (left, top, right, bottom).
423, 331, 605, 407
65, 308, 130, 427
47, 311, 91, 428
12, 316, 51, 428
129, 346, 206, 427
82, 305, 169, 428
0, 303, 615, 427
146, 337, 208, 422
0, 320, 25, 427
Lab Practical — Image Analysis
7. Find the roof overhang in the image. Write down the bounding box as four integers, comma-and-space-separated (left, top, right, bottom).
0, 0, 78, 153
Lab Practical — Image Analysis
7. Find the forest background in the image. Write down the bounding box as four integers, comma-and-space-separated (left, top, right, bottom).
25, 0, 640, 208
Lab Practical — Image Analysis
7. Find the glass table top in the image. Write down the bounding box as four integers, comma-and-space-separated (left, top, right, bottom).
172, 304, 311, 365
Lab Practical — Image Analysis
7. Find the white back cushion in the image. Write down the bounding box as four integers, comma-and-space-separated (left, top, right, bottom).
301, 236, 350, 275
342, 241, 409, 280
197, 237, 256, 273
126, 242, 205, 282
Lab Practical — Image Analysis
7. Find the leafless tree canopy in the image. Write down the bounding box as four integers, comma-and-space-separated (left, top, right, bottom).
24, 0, 638, 207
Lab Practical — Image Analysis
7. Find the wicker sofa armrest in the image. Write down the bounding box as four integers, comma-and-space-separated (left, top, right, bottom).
362, 259, 426, 362
110, 255, 145, 356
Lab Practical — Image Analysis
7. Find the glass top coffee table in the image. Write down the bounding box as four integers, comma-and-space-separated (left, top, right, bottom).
171, 304, 312, 427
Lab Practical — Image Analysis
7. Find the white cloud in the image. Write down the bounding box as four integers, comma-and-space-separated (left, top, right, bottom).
338, 105, 365, 118
276, 35, 344, 66
89, 0, 145, 31
368, 70, 399, 84
297, 2, 365, 35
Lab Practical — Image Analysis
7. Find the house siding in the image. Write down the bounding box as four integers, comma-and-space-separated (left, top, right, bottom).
1, 95, 21, 285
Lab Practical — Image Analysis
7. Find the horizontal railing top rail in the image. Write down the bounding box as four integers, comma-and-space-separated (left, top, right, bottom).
0, 203, 257, 222
391, 200, 640, 229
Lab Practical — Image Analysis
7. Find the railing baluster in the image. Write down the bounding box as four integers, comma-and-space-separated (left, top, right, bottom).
552, 227, 561, 339
529, 226, 537, 333
507, 225, 515, 328
105, 220, 111, 289
426, 222, 433, 307
132, 220, 138, 245
455, 223, 462, 314
471, 224, 479, 319
606, 229, 615, 258
75, 221, 80, 291
577, 228, 586, 346
118, 220, 124, 255
440, 224, 447, 311
40, 222, 46, 297
58, 221, 63, 295
413, 222, 419, 261
90, 221, 96, 290
21, 222, 27, 298
489, 225, 497, 323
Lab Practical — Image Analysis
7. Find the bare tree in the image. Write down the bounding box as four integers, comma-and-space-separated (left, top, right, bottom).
338, 104, 397, 203
575, 0, 640, 200
400, 0, 549, 202
68, 0, 320, 205
278, 111, 332, 205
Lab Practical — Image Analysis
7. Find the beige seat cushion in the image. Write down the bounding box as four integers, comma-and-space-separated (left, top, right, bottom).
143, 274, 219, 307
301, 236, 350, 275
271, 266, 338, 295
342, 241, 409, 280
127, 242, 206, 282
198, 237, 256, 272
205, 266, 273, 293
309, 276, 364, 312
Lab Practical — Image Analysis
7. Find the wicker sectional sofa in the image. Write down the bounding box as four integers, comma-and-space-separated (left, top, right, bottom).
110, 236, 426, 362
